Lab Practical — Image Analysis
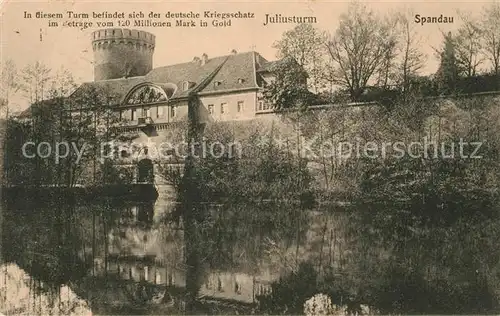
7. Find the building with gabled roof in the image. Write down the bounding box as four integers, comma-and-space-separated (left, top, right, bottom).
10, 28, 305, 189
68, 28, 280, 132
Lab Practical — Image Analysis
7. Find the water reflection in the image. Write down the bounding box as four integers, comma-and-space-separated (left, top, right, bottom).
2, 197, 275, 314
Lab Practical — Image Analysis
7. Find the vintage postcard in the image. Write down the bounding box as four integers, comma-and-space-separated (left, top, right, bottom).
1, 0, 499, 314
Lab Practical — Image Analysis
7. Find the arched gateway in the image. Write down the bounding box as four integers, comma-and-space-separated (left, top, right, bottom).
137, 158, 154, 183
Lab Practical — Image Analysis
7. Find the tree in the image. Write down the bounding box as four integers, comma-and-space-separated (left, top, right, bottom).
481, 3, 500, 79
0, 59, 20, 118
262, 57, 317, 110
19, 61, 52, 103
3, 73, 134, 187
455, 13, 483, 78
395, 11, 426, 96
435, 32, 460, 94
375, 15, 400, 90
273, 23, 328, 93
48, 67, 77, 98
60, 83, 135, 187
327, 2, 397, 101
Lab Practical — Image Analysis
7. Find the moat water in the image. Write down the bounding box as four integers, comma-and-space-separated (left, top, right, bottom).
0, 188, 281, 314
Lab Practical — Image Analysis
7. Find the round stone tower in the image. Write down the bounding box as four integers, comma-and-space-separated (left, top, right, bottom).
91, 28, 155, 81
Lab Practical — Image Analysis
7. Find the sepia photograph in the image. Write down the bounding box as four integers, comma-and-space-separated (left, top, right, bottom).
1, 0, 500, 314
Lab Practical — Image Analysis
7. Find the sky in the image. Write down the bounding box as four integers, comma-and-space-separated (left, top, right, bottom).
0, 0, 494, 111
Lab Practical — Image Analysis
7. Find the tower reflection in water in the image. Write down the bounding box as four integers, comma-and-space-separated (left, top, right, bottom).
3, 197, 273, 311
92, 200, 186, 307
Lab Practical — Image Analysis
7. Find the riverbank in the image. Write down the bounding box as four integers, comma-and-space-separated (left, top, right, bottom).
1, 184, 158, 205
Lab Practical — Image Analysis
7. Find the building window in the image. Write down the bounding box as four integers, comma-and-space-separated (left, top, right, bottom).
170, 105, 176, 117
143, 107, 150, 118
208, 104, 214, 114
155, 270, 161, 284
157, 106, 163, 118
217, 277, 223, 292
220, 102, 227, 114
257, 100, 263, 111
131, 109, 136, 120
119, 110, 123, 120
237, 101, 244, 112
183, 81, 190, 91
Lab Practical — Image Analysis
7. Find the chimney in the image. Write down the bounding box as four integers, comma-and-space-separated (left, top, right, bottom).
193, 56, 201, 64
231, 49, 237, 55
201, 53, 208, 66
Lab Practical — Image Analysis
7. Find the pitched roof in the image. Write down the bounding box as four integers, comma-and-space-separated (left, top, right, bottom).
72, 76, 145, 105
257, 56, 301, 73
16, 98, 62, 118
257, 60, 281, 73
17, 107, 32, 118
197, 51, 260, 94
70, 51, 269, 105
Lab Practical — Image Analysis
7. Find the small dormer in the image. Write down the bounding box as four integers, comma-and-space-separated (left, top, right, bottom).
182, 81, 195, 91
237, 78, 245, 84
214, 81, 222, 88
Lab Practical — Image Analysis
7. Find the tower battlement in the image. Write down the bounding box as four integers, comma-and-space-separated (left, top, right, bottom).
92, 28, 155, 46
91, 28, 155, 81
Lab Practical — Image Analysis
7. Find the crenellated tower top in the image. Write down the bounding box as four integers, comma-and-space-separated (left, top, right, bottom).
91, 28, 156, 81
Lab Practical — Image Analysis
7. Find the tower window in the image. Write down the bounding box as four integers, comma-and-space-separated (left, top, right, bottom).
170, 106, 176, 117
131, 109, 136, 120
157, 105, 163, 118
237, 101, 244, 112
220, 102, 227, 114
183, 81, 190, 91
208, 104, 214, 114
